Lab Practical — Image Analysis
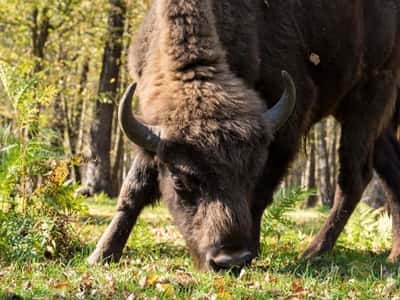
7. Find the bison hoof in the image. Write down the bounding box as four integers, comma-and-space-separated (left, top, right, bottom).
387, 250, 400, 264
87, 250, 121, 266
299, 240, 333, 261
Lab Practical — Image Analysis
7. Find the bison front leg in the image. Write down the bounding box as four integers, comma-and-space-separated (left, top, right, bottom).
88, 151, 159, 265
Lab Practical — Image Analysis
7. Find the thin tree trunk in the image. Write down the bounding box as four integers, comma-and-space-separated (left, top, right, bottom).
85, 0, 126, 196
52, 44, 67, 148
316, 120, 333, 207
76, 60, 90, 164
29, 6, 51, 137
31, 6, 51, 72
329, 118, 339, 193
111, 127, 124, 196
68, 58, 90, 183
305, 133, 317, 207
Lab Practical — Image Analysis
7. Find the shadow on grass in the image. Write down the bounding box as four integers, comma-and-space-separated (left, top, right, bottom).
125, 241, 189, 260
262, 245, 399, 280
79, 214, 112, 226
0, 292, 24, 300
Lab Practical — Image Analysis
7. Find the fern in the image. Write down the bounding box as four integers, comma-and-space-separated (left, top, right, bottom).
263, 187, 316, 236
0, 61, 86, 263
340, 203, 391, 252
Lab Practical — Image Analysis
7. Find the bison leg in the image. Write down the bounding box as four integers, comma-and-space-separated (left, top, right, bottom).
374, 133, 400, 262
88, 151, 159, 265
301, 126, 374, 259
301, 74, 397, 260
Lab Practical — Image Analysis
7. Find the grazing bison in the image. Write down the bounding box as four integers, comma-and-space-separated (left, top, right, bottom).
88, 0, 400, 271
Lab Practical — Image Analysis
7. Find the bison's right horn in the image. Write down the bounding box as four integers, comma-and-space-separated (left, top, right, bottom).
118, 82, 161, 152
263, 71, 296, 132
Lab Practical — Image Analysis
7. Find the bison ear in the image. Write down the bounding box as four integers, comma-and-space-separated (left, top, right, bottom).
263, 71, 296, 132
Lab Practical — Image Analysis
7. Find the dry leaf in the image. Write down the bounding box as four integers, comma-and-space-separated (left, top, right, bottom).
216, 291, 234, 300
214, 277, 226, 293
156, 283, 175, 296
139, 276, 147, 288
125, 293, 136, 300
174, 270, 196, 287
383, 278, 397, 295
265, 273, 278, 284
140, 273, 169, 288
51, 281, 71, 290
291, 279, 304, 294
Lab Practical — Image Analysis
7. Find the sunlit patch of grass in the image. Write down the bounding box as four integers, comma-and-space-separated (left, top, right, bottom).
2, 198, 400, 299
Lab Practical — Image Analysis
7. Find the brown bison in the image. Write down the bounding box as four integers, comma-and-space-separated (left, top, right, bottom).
88, 0, 400, 271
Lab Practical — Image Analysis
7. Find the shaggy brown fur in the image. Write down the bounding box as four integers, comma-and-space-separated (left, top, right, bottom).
133, 0, 273, 268
89, 0, 400, 270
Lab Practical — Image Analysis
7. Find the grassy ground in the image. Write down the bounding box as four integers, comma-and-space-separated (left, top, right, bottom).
1, 197, 400, 299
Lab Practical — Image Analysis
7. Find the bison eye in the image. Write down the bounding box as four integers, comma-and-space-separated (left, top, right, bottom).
169, 168, 200, 194
171, 174, 186, 191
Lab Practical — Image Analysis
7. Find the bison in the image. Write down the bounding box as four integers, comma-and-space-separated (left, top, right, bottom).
88, 0, 400, 271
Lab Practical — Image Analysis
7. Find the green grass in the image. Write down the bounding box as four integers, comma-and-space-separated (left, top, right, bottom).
1, 198, 400, 299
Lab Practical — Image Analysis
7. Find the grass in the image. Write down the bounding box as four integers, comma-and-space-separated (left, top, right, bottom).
1, 198, 400, 299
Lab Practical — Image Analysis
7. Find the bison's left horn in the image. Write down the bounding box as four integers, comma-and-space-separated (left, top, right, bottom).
118, 82, 161, 152
263, 71, 296, 132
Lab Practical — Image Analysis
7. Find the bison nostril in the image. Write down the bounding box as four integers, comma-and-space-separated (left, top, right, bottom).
207, 249, 253, 271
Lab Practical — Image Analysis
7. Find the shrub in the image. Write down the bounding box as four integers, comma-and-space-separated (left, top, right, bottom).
0, 61, 86, 263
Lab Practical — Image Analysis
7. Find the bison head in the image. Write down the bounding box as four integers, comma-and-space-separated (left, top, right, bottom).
118, 71, 295, 271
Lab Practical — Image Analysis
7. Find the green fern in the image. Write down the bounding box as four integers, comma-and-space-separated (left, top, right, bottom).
262, 187, 316, 236
0, 62, 86, 263
340, 203, 391, 252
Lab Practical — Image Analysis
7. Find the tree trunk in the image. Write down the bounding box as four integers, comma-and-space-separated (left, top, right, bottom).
29, 6, 51, 137
111, 127, 124, 196
52, 44, 67, 148
31, 6, 51, 72
316, 120, 333, 207
76, 60, 90, 173
85, 0, 126, 196
305, 133, 318, 208
67, 58, 90, 183
329, 118, 339, 194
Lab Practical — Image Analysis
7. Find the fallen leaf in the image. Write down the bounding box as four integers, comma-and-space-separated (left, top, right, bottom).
139, 273, 169, 288
214, 277, 226, 293
217, 291, 234, 300
174, 270, 196, 287
383, 278, 397, 296
265, 273, 278, 284
156, 283, 175, 296
238, 269, 246, 280
147, 273, 161, 286
291, 279, 304, 294
125, 293, 136, 300
139, 276, 147, 288
51, 281, 70, 290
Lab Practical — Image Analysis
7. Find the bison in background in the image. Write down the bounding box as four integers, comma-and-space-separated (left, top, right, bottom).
88, 0, 400, 271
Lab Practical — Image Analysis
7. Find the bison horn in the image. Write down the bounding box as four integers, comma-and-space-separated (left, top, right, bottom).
263, 71, 296, 132
118, 82, 161, 152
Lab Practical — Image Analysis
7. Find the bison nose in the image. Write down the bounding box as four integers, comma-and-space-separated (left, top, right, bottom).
206, 248, 253, 271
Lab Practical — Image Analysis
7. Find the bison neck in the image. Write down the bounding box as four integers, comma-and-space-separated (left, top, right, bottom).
134, 0, 266, 130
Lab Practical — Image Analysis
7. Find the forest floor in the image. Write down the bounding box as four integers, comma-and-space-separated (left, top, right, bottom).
1, 197, 400, 299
